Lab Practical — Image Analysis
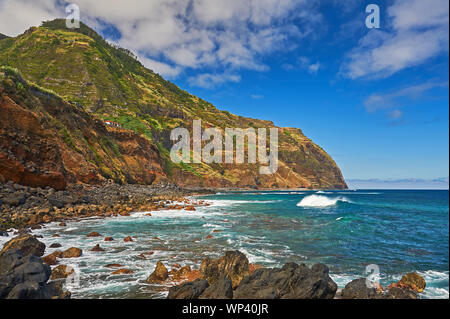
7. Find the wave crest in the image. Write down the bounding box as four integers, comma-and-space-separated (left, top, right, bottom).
296, 195, 350, 207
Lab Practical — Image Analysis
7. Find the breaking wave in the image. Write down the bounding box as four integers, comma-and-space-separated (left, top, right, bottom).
296, 195, 350, 207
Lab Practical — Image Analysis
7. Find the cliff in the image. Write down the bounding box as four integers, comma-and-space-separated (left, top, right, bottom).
0, 19, 347, 190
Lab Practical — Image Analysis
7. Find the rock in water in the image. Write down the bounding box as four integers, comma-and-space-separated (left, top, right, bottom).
167, 279, 209, 299
146, 261, 168, 283
200, 250, 249, 289
199, 276, 233, 299
61, 247, 82, 258
233, 262, 337, 299
50, 265, 74, 280
0, 234, 46, 257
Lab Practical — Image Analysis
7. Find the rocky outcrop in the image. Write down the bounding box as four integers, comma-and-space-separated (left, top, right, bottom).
168, 252, 337, 299
146, 261, 168, 283
0, 234, 45, 257
0, 236, 70, 299
200, 250, 249, 289
233, 262, 337, 299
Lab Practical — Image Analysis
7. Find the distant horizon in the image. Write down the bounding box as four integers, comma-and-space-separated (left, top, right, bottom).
346, 177, 449, 190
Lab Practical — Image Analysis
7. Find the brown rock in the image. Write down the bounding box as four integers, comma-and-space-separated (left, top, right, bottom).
146, 261, 169, 283
52, 234, 60, 238
42, 253, 58, 265
62, 247, 82, 258
50, 265, 74, 280
123, 236, 133, 242
87, 232, 101, 237
185, 205, 196, 211
59, 222, 67, 227
105, 264, 123, 268
49, 243, 62, 248
111, 268, 134, 275
104, 237, 114, 241
206, 235, 213, 239
90, 244, 105, 252
42, 215, 52, 223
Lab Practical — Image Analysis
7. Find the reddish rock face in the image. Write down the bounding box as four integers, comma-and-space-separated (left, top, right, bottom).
123, 236, 133, 242
0, 73, 166, 189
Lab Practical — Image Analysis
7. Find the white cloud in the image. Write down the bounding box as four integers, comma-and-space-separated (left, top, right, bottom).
364, 81, 448, 113
251, 94, 264, 99
342, 0, 449, 79
283, 56, 321, 74
0, 0, 322, 83
187, 72, 241, 89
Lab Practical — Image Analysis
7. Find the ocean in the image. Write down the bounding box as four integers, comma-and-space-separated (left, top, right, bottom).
2, 190, 448, 299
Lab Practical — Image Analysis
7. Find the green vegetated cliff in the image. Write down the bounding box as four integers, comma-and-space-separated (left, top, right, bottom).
0, 19, 347, 189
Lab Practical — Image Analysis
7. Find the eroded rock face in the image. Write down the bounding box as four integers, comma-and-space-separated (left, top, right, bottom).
233, 263, 337, 299
0, 234, 46, 257
200, 250, 249, 289
167, 279, 209, 299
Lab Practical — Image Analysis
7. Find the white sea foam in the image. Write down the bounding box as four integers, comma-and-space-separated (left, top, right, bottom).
296, 195, 350, 207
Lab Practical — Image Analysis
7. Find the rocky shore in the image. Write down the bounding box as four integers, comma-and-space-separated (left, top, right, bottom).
0, 233, 426, 299
0, 181, 212, 230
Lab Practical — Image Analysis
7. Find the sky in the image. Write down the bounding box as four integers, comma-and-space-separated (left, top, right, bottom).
0, 0, 449, 188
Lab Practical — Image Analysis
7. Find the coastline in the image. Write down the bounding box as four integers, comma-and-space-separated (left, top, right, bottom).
1, 184, 448, 299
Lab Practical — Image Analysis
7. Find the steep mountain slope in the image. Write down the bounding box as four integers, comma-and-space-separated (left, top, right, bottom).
0, 19, 347, 189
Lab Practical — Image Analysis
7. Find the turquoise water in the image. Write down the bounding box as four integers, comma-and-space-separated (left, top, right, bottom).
3, 190, 447, 298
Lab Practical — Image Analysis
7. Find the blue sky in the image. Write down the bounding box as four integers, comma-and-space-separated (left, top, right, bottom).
0, 0, 448, 188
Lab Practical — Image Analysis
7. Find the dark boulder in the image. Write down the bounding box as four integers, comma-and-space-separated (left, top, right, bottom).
0, 248, 70, 299
385, 287, 418, 299
233, 262, 337, 299
199, 276, 233, 299
200, 250, 249, 289
167, 279, 209, 299
341, 278, 380, 299
0, 234, 46, 257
